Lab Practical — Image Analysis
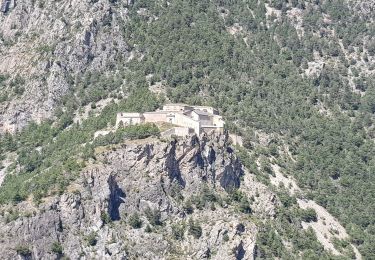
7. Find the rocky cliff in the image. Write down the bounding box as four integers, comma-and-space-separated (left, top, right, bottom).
0, 0, 130, 132
0, 134, 276, 259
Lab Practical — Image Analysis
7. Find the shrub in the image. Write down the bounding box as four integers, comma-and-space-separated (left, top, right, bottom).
201, 186, 217, 203
183, 199, 193, 214
100, 211, 111, 224
238, 197, 252, 214
188, 219, 202, 239
5, 209, 20, 223
51, 242, 63, 254
14, 85, 25, 96
15, 245, 31, 256
128, 212, 142, 229
223, 233, 230, 242
85, 232, 97, 246
122, 123, 160, 140
144, 207, 162, 226
300, 208, 318, 222
171, 223, 185, 240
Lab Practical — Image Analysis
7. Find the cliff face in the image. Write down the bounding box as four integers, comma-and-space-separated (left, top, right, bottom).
0, 134, 276, 259
0, 0, 130, 132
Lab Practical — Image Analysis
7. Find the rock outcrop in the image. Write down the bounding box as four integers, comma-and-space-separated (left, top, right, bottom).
0, 0, 131, 133
0, 134, 276, 259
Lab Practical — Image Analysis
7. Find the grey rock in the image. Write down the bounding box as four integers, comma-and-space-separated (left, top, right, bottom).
0, 134, 277, 259
0, 0, 130, 133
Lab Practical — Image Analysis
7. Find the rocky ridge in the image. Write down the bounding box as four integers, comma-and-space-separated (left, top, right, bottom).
0, 133, 276, 259
0, 0, 130, 132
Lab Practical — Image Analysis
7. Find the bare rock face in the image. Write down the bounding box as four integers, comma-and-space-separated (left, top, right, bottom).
350, 0, 375, 18
0, 0, 130, 133
0, 134, 277, 259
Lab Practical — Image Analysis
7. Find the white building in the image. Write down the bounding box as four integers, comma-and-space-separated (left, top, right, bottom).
116, 103, 225, 136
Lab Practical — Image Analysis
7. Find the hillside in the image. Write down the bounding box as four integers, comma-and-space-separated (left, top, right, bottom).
1, 0, 375, 259
0, 134, 271, 259
0, 133, 361, 259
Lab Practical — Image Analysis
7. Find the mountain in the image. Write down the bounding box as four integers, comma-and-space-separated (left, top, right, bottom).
1, 0, 375, 259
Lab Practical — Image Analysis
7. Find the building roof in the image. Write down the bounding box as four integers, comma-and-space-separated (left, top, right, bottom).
118, 112, 144, 118
192, 110, 211, 116
143, 111, 169, 114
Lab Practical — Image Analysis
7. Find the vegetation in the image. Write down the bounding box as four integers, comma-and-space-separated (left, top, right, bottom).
145, 224, 152, 233
144, 207, 162, 226
4, 209, 20, 223
128, 212, 142, 229
85, 232, 98, 246
100, 211, 112, 225
223, 233, 230, 242
15, 245, 31, 256
300, 208, 318, 223
171, 222, 186, 240
229, 190, 252, 214
183, 199, 194, 214
188, 218, 202, 239
51, 242, 63, 255
118, 123, 160, 140
0, 89, 162, 204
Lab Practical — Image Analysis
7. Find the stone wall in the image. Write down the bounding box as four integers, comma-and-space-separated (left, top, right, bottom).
161, 127, 192, 137
163, 104, 192, 112
143, 112, 169, 123
212, 115, 225, 127
116, 116, 144, 127
201, 126, 224, 135
173, 113, 200, 135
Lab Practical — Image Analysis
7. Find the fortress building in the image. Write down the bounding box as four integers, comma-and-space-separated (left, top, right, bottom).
116, 103, 224, 136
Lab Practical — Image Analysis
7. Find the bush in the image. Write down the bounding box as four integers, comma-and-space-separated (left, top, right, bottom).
223, 233, 230, 242
171, 223, 185, 240
128, 212, 142, 229
100, 211, 111, 224
51, 242, 63, 254
144, 207, 162, 226
183, 199, 194, 214
188, 219, 202, 239
238, 197, 252, 214
15, 245, 31, 256
5, 209, 20, 223
122, 123, 160, 140
85, 232, 97, 246
201, 186, 217, 203
300, 208, 318, 222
